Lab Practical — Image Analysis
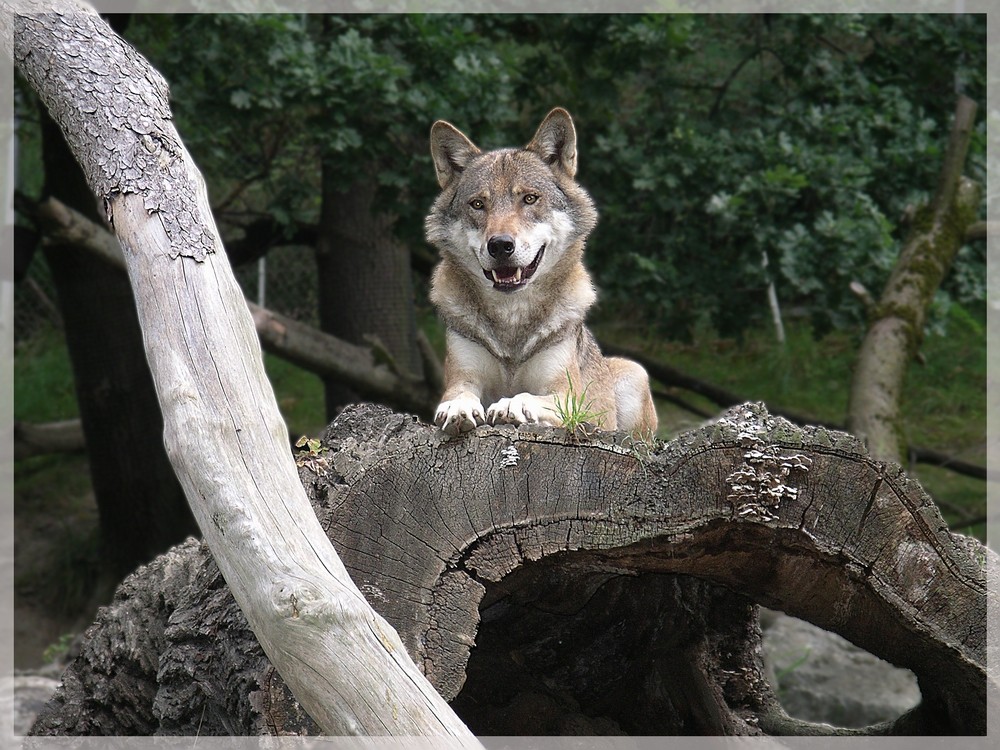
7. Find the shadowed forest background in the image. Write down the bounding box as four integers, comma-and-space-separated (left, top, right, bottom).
12, 12, 987, 673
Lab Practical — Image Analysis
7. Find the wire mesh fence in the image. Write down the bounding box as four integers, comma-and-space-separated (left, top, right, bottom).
14, 253, 59, 344
14, 245, 321, 346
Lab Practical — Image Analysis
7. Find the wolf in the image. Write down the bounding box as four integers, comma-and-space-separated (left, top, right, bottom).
425, 107, 657, 440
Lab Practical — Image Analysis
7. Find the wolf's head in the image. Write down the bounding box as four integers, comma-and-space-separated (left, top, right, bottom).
425, 108, 598, 295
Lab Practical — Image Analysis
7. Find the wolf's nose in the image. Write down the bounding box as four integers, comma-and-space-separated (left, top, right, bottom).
487, 235, 516, 259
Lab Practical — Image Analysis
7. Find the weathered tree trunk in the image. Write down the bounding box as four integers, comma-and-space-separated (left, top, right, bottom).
29, 403, 993, 736
37, 98, 196, 577
316, 170, 424, 420
9, 1, 477, 739
847, 95, 980, 463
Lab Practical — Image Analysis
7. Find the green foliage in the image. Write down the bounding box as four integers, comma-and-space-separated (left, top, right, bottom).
294, 436, 325, 455
902, 304, 987, 450
126, 14, 535, 244
294, 434, 330, 472
42, 633, 76, 665
580, 14, 986, 336
628, 302, 984, 451
14, 451, 103, 616
14, 326, 77, 422
122, 13, 986, 336
262, 353, 326, 438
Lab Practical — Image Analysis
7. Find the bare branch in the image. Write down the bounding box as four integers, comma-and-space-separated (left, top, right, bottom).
23, 193, 439, 419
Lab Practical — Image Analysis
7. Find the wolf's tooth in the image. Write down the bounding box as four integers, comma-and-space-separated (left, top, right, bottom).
492, 270, 500, 283
514, 267, 522, 283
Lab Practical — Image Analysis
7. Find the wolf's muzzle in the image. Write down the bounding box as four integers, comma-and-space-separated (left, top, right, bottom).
487, 234, 516, 259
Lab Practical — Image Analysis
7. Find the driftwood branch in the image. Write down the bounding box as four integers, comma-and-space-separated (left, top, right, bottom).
10, 1, 475, 739
29, 403, 994, 736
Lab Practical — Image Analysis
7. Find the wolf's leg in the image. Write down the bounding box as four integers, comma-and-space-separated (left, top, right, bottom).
608, 357, 658, 439
486, 393, 560, 427
435, 332, 501, 435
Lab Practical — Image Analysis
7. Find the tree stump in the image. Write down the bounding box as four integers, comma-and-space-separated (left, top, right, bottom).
29, 403, 992, 736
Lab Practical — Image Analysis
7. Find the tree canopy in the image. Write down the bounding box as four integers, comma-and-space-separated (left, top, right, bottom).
116, 12, 986, 338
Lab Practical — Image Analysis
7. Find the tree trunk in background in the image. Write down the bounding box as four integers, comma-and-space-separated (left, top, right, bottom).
315, 167, 423, 420
38, 107, 195, 578
846, 96, 979, 463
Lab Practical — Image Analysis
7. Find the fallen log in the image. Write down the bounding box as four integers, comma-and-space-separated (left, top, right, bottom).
13, 419, 86, 461
20, 193, 440, 419
29, 403, 993, 736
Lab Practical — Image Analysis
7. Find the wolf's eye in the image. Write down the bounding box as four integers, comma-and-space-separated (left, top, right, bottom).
469, 199, 485, 210
523, 194, 539, 205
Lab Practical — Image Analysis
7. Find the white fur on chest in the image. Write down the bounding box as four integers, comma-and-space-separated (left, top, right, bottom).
447, 331, 576, 403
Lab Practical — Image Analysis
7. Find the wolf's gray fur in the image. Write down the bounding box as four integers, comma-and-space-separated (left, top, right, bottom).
425, 108, 657, 439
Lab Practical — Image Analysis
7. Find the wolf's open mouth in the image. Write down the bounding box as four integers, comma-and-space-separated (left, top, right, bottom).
483, 246, 545, 291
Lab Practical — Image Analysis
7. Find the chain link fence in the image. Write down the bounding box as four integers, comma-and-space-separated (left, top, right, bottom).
14, 253, 60, 344
15, 245, 320, 346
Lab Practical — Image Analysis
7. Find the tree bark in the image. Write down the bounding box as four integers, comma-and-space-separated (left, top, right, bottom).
9, 1, 477, 739
36, 92, 195, 577
316, 170, 424, 420
29, 403, 993, 736
847, 95, 980, 463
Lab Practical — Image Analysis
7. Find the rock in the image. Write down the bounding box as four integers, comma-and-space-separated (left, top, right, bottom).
761, 609, 921, 728
3, 674, 61, 736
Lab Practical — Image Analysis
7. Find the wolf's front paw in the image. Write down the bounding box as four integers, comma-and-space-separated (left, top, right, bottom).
486, 393, 558, 427
435, 396, 486, 436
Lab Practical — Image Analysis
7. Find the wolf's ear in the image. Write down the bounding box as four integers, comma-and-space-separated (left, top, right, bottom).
526, 107, 578, 178
430, 121, 480, 189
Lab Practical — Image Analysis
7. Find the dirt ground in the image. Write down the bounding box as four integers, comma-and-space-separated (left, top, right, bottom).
14, 454, 111, 671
